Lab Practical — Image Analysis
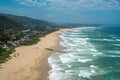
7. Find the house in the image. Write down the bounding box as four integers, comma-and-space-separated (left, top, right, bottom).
0, 44, 10, 50
7, 41, 17, 47
13, 40, 20, 46
20, 36, 30, 44
32, 31, 40, 35
22, 29, 30, 33
0, 45, 3, 49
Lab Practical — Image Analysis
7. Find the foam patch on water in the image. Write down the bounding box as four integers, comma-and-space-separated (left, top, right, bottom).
68, 53, 84, 58
91, 49, 98, 52
103, 39, 115, 41
116, 39, 120, 41
113, 44, 120, 46
49, 70, 65, 80
78, 58, 92, 63
105, 55, 120, 57
59, 54, 76, 64
78, 65, 99, 78
59, 41, 66, 47
78, 70, 92, 78
90, 65, 98, 69
105, 50, 120, 54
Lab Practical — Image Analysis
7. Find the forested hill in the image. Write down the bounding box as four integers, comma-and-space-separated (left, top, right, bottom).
0, 14, 24, 32
0, 13, 52, 31
0, 13, 59, 63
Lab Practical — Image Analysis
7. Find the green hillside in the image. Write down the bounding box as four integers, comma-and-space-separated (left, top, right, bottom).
0, 13, 58, 63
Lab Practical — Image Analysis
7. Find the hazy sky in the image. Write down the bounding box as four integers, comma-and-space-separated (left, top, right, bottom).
0, 0, 120, 24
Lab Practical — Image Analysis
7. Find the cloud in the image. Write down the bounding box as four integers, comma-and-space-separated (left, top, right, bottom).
14, 0, 120, 10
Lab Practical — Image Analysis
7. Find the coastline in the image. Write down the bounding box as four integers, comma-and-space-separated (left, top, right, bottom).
0, 29, 70, 80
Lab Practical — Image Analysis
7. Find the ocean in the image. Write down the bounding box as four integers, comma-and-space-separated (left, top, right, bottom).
48, 26, 120, 80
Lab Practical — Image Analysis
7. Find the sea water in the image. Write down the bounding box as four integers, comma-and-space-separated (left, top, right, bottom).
48, 26, 120, 80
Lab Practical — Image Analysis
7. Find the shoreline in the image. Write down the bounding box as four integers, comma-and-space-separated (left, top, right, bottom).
0, 29, 70, 80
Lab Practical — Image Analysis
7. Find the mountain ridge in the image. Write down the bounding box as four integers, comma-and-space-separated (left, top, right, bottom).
0, 13, 53, 31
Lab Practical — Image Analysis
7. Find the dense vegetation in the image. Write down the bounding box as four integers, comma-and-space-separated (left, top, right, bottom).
0, 48, 15, 63
0, 15, 23, 31
0, 13, 59, 64
0, 13, 54, 30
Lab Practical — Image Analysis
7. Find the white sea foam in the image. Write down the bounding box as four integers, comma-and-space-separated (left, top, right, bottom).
105, 50, 120, 54
68, 54, 81, 58
78, 70, 92, 78
103, 39, 115, 41
105, 55, 120, 57
78, 65, 98, 78
91, 51, 102, 57
116, 39, 120, 41
49, 71, 64, 80
65, 70, 77, 73
92, 38, 115, 41
59, 41, 66, 47
59, 54, 75, 63
76, 49, 83, 52
90, 65, 98, 69
66, 43, 76, 47
91, 49, 98, 52
91, 69, 96, 73
113, 44, 120, 46
67, 65, 71, 68
93, 54, 96, 57
78, 58, 92, 63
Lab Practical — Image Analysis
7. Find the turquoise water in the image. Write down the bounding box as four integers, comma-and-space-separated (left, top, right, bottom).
48, 26, 120, 80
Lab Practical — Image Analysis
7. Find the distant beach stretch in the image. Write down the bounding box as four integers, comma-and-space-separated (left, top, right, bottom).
0, 29, 70, 80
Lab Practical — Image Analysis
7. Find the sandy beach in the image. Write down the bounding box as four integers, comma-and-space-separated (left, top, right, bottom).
0, 29, 70, 80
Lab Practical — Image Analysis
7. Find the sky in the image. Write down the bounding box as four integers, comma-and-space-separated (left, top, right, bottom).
0, 0, 120, 25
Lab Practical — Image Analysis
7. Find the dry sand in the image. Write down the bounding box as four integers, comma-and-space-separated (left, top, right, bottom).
0, 29, 70, 80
